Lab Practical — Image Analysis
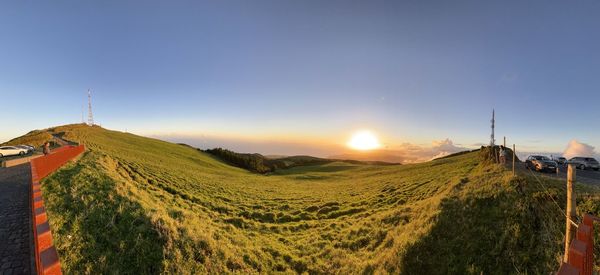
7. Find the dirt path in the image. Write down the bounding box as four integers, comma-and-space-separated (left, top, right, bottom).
0, 163, 34, 275
51, 133, 77, 146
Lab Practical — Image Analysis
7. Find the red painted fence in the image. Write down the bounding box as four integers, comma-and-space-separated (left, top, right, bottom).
31, 145, 85, 182
30, 145, 85, 275
558, 214, 596, 275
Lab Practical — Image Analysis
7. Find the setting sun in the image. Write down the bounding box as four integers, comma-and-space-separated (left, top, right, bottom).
347, 130, 381, 150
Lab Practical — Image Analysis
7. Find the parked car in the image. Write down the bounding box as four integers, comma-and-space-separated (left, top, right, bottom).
526, 155, 558, 172
0, 146, 29, 158
552, 156, 567, 165
569, 157, 600, 171
15, 145, 34, 154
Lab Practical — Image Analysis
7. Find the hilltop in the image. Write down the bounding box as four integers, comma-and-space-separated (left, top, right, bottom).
7, 124, 600, 274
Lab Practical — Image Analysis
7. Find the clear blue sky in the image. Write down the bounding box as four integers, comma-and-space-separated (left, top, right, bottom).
1, 1, 599, 155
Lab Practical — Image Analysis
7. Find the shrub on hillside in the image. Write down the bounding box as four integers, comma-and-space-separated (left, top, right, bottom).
204, 148, 336, 173
205, 148, 272, 173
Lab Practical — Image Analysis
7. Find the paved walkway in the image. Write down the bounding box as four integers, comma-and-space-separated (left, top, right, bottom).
0, 163, 34, 275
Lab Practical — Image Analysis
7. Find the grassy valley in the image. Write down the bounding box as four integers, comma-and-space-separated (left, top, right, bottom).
9, 124, 600, 274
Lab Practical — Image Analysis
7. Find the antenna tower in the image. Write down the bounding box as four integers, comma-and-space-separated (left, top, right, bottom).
87, 89, 94, 126
490, 109, 495, 146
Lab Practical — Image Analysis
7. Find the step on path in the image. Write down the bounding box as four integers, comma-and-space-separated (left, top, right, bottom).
0, 163, 34, 275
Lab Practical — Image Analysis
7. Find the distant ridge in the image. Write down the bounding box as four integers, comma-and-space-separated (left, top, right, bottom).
329, 150, 405, 164
204, 148, 400, 174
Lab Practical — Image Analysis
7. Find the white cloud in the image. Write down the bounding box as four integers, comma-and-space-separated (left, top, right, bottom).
390, 138, 468, 163
432, 138, 461, 152
563, 140, 596, 159
328, 138, 469, 164
428, 138, 467, 161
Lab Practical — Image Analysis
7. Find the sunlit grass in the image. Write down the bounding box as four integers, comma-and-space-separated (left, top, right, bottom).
7, 124, 599, 274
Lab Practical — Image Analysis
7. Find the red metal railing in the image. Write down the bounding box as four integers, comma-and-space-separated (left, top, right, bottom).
558, 214, 596, 275
30, 145, 85, 275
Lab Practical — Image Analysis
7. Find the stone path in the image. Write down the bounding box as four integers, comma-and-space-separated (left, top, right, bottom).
0, 163, 34, 275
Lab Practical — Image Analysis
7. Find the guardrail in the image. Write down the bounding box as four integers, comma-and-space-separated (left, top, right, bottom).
30, 145, 85, 275
557, 214, 596, 275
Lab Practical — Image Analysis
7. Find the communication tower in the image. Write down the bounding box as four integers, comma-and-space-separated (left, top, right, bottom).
87, 89, 94, 126
490, 109, 495, 147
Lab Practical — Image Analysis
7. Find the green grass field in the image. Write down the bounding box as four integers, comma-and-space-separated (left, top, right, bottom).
9, 124, 600, 274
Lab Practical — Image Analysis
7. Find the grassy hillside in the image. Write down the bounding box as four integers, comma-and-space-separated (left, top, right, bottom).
204, 148, 399, 174
1, 129, 53, 148
10, 124, 600, 274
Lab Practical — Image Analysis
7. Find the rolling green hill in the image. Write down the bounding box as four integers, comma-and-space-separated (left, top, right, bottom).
2, 129, 53, 148
8, 124, 600, 274
204, 148, 399, 174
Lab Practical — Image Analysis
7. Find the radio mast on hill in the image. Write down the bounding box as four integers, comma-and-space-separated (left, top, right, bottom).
490, 109, 495, 146
87, 89, 94, 126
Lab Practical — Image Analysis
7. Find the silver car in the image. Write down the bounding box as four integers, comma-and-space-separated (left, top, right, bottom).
569, 157, 600, 171
526, 155, 558, 172
553, 157, 567, 165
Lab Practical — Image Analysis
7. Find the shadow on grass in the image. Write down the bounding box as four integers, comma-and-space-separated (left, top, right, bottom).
42, 153, 165, 274
399, 186, 563, 274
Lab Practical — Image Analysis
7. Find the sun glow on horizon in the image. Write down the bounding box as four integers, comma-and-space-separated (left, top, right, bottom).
347, 130, 381, 151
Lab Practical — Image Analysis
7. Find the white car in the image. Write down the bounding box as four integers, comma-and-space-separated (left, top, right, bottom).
16, 145, 34, 153
0, 146, 28, 157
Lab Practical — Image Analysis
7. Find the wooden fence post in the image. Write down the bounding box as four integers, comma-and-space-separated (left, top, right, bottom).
495, 146, 499, 163
564, 164, 577, 262
512, 144, 516, 176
